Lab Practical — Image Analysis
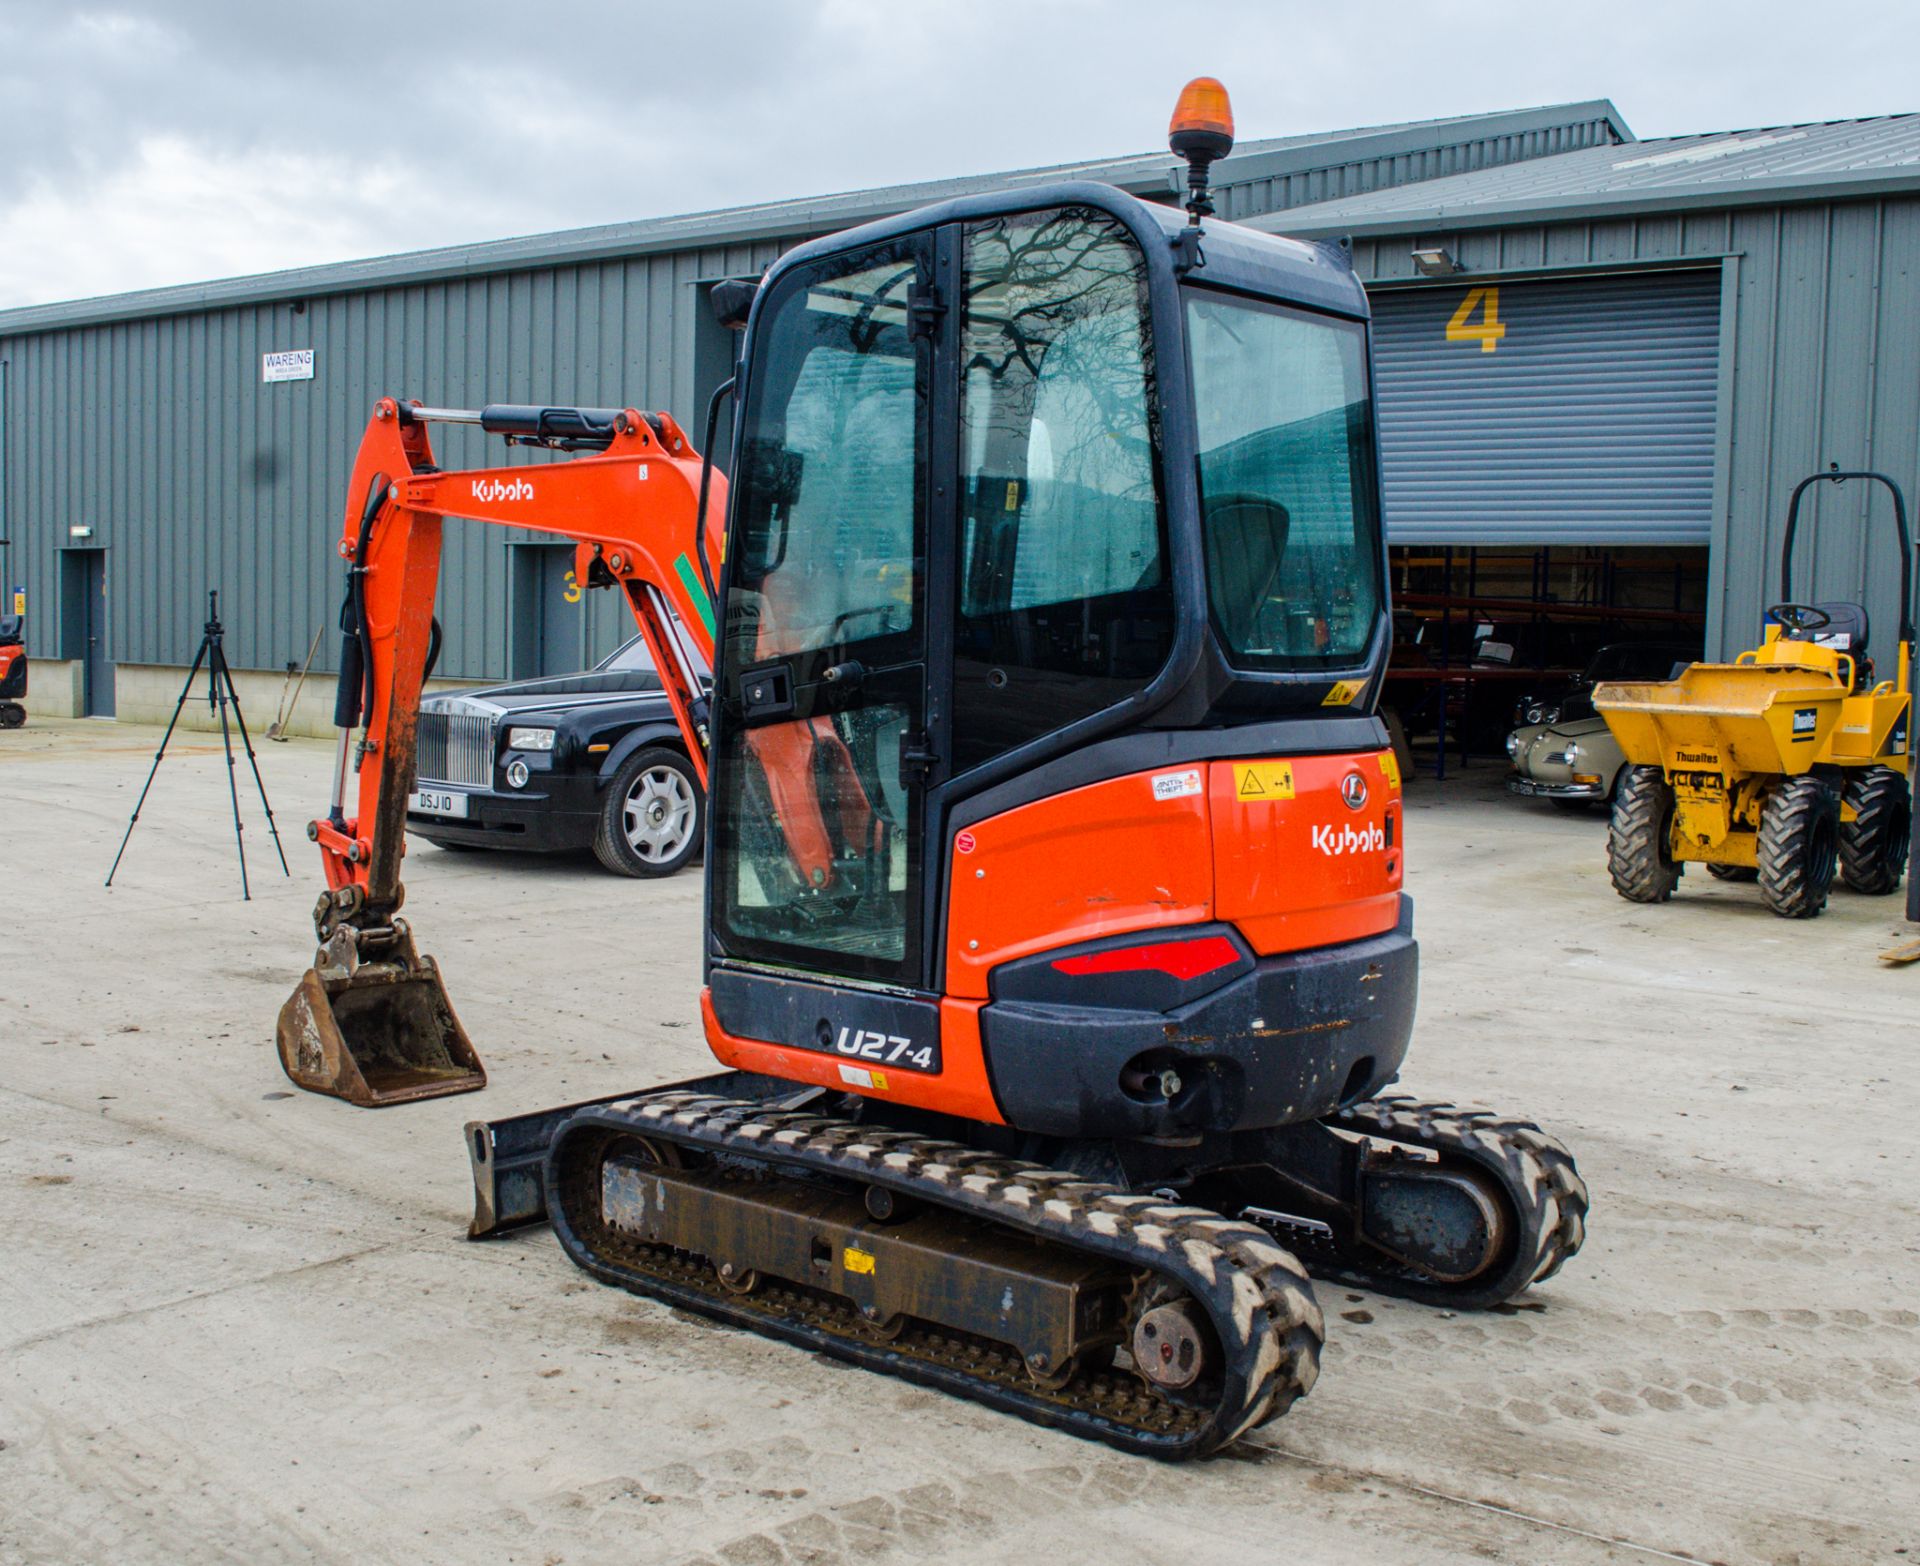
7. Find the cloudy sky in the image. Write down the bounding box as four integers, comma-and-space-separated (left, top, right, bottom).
1, 0, 1915, 310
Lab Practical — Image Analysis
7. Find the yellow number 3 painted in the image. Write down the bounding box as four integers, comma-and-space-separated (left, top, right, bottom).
562, 569, 583, 605
1446, 286, 1506, 354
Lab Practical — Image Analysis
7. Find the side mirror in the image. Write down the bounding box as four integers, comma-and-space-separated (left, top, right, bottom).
709, 279, 760, 332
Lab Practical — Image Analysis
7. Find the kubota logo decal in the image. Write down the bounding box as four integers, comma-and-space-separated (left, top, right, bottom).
1311, 821, 1386, 857
471, 477, 536, 503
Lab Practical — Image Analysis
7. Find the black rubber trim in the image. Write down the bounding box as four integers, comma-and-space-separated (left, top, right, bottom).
981, 897, 1416, 1138
710, 966, 944, 1073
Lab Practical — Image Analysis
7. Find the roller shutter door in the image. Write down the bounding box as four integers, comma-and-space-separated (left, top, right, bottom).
1368, 269, 1720, 545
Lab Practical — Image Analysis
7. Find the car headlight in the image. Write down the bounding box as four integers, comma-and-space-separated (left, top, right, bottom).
1524, 704, 1544, 724
507, 726, 556, 751
1505, 731, 1521, 758
1541, 705, 1561, 726
1563, 742, 1580, 762
505, 759, 530, 789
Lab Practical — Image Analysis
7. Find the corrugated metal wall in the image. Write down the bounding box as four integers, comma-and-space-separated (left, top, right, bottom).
0, 237, 784, 679
1369, 269, 1721, 545
0, 107, 1624, 685
1349, 196, 1920, 659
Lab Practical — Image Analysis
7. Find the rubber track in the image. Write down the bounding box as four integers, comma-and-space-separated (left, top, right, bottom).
1314, 1094, 1590, 1310
547, 1091, 1325, 1459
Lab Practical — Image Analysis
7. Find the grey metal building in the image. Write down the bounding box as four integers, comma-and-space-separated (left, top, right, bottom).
0, 100, 1626, 722
1258, 115, 1920, 661
5, 98, 1917, 725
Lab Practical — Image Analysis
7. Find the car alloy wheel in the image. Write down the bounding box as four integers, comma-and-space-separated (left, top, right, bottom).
623, 764, 698, 864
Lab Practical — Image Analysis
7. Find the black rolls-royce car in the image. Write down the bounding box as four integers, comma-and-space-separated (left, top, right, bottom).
407, 637, 703, 877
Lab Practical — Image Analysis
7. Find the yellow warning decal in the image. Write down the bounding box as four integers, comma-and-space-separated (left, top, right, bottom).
1232, 762, 1296, 801
1378, 751, 1401, 789
843, 1246, 876, 1276
871, 1070, 889, 1091
1322, 679, 1364, 707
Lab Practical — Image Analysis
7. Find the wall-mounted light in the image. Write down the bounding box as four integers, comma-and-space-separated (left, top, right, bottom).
1412, 247, 1463, 278
68, 524, 94, 539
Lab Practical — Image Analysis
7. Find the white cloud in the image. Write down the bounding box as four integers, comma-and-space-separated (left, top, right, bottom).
0, 135, 521, 305
0, 0, 1915, 310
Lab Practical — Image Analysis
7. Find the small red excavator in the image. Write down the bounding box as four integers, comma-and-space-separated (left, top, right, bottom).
0, 600, 26, 729
276, 81, 1587, 1457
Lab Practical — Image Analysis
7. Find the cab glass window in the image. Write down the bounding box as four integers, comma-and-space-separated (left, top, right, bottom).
728, 251, 923, 667
953, 208, 1173, 774
1185, 292, 1381, 670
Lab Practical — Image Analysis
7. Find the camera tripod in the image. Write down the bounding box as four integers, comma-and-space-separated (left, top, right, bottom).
106, 590, 289, 899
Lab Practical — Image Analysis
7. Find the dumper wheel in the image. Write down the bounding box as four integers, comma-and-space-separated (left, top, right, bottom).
1608, 766, 1681, 903
0, 701, 23, 729
1706, 863, 1758, 882
1757, 775, 1839, 918
1839, 766, 1910, 895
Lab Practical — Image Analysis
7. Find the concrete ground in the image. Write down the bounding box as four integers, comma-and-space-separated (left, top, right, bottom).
2, 717, 1916, 1566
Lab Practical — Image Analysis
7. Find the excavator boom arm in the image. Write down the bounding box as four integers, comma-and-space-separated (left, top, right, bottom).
319, 397, 721, 913
276, 395, 724, 1107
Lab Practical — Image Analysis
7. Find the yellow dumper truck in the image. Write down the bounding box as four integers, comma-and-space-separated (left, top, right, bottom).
1595, 469, 1915, 919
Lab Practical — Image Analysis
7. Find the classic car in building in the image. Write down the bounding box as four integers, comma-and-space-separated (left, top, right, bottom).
406, 636, 704, 876
1506, 713, 1629, 808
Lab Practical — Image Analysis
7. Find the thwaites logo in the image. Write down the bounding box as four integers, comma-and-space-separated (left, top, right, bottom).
1311, 820, 1386, 857
1791, 707, 1818, 739
831, 1025, 936, 1073
471, 477, 536, 503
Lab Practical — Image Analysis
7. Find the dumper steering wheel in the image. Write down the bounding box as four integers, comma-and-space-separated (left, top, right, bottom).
1767, 603, 1831, 634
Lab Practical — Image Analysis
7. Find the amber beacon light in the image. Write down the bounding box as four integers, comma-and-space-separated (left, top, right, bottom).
1169, 77, 1235, 161
1169, 78, 1235, 265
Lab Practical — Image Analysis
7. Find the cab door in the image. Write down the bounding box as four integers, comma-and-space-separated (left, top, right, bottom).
709, 235, 938, 988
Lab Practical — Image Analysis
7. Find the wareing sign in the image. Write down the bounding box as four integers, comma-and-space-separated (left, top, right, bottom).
262, 349, 315, 383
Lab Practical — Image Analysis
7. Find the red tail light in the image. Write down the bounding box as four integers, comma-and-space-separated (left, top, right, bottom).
1053, 935, 1242, 983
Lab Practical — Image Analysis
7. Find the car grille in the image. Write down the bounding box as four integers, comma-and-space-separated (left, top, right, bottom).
417, 710, 495, 788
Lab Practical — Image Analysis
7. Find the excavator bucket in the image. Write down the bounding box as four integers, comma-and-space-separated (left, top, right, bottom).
275, 926, 485, 1107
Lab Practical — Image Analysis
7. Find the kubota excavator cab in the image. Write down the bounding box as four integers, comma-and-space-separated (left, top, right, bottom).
698, 183, 1412, 1140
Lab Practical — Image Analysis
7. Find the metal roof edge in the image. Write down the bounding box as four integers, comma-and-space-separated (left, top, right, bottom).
1206, 100, 1631, 192
0, 189, 953, 337
1262, 165, 1920, 240
0, 102, 1633, 340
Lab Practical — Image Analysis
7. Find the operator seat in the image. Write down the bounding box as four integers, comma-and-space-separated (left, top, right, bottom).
1203, 494, 1291, 652
1777, 601, 1872, 690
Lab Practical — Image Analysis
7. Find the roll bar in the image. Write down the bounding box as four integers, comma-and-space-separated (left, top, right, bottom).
1779, 467, 1914, 647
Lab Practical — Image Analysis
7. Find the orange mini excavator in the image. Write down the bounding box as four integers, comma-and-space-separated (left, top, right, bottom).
276, 82, 1587, 1457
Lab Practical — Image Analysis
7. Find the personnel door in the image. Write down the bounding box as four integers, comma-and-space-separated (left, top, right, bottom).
61, 548, 113, 716
508, 542, 585, 678
711, 236, 934, 988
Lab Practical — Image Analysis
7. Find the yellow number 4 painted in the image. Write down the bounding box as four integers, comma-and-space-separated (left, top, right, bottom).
1446, 285, 1506, 354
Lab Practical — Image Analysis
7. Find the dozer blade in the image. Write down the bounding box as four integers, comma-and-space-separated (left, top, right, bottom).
276, 925, 485, 1107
